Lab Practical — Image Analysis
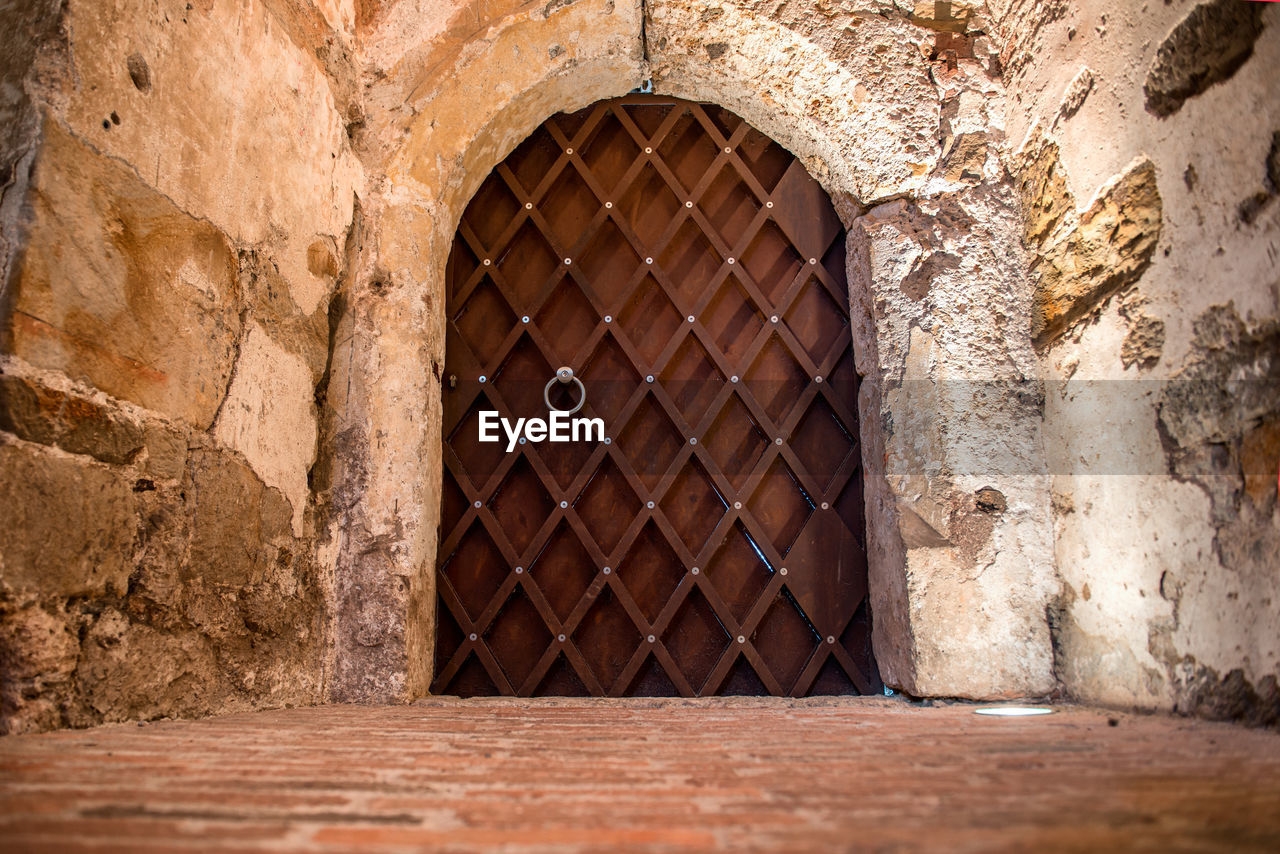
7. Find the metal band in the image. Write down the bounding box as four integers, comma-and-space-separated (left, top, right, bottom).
544, 373, 586, 415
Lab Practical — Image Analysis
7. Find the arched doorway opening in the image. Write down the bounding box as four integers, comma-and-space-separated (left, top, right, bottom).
432, 95, 879, 697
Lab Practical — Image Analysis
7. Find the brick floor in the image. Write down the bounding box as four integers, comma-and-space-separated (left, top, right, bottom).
1, 698, 1278, 852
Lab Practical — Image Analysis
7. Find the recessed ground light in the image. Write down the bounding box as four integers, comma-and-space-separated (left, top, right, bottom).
974, 706, 1054, 717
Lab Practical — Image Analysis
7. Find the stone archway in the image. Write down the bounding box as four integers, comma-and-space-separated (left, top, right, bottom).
327, 0, 1057, 704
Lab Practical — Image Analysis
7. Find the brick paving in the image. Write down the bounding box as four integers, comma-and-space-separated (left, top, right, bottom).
1, 698, 1278, 852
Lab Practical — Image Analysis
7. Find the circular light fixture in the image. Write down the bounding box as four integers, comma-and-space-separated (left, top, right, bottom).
974, 706, 1055, 717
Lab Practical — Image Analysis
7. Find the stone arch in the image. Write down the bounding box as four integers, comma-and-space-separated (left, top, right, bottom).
330, 0, 1056, 703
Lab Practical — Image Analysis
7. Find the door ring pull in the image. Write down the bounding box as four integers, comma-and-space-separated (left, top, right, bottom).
544, 367, 586, 415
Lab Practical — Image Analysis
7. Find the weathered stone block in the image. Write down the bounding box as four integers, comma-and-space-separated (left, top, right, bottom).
142, 421, 189, 481
69, 608, 230, 726
1031, 158, 1163, 345
185, 448, 294, 589
0, 602, 80, 735
0, 440, 135, 597
1144, 0, 1265, 118
212, 324, 319, 536
0, 373, 145, 465
240, 251, 332, 384
1016, 134, 1073, 245
59, 0, 359, 316
2, 120, 241, 429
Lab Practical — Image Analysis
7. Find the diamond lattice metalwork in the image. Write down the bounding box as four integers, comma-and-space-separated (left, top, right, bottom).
434, 95, 878, 698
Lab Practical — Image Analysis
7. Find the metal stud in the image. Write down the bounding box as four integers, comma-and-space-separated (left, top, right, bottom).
770, 315, 779, 323
646, 375, 654, 383
689, 437, 698, 445
727, 257, 735, 265
687, 315, 695, 323
809, 258, 817, 265
483, 259, 491, 266
774, 437, 783, 445
827, 636, 836, 645
474, 501, 482, 508
766, 201, 774, 208
603, 566, 611, 575
522, 315, 530, 323
605, 201, 613, 208
519, 437, 527, 444
647, 500, 655, 509
566, 147, 573, 154
647, 634, 656, 644
604, 437, 612, 445
564, 258, 572, 265
815, 376, 823, 383
479, 375, 487, 383
733, 501, 742, 510
685, 200, 693, 208
515, 566, 524, 574
558, 633, 566, 642
645, 257, 653, 265
560, 500, 568, 508
780, 567, 788, 576
525, 202, 533, 209
821, 502, 830, 510
604, 315, 612, 323
725, 147, 732, 153
737, 635, 746, 644
469, 633, 478, 641
730, 376, 739, 383
691, 566, 700, 575
645, 147, 653, 154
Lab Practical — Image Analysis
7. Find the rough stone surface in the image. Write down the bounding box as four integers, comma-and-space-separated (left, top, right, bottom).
648, 0, 944, 205
1143, 0, 1266, 118
0, 0, 355, 733
0, 372, 144, 465
0, 424, 327, 735
1009, 0, 1280, 718
213, 323, 319, 536
56, 0, 361, 315
0, 439, 136, 600
0, 0, 64, 290
845, 127, 1056, 696
1018, 138, 1163, 345
1, 0, 1277, 732
1117, 294, 1166, 370
1241, 418, 1280, 508
3, 120, 241, 429
1056, 66, 1093, 122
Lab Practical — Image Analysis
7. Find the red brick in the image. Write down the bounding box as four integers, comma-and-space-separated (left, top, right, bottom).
0, 699, 1277, 852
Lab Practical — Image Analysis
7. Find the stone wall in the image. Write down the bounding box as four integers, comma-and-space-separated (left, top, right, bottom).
2, 0, 1274, 732
991, 0, 1279, 724
339, 0, 1059, 704
0, 0, 362, 733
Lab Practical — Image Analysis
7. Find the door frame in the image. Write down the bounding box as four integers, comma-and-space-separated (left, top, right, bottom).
327, 1, 1057, 704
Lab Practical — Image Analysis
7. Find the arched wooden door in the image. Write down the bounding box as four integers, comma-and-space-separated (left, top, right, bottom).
434, 95, 879, 697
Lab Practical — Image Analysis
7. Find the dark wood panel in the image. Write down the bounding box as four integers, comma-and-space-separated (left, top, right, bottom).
434, 95, 879, 697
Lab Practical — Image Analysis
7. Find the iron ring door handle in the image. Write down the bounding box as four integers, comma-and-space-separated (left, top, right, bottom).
544, 367, 586, 415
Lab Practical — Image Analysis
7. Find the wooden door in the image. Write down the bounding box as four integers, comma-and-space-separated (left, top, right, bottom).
434, 95, 879, 697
